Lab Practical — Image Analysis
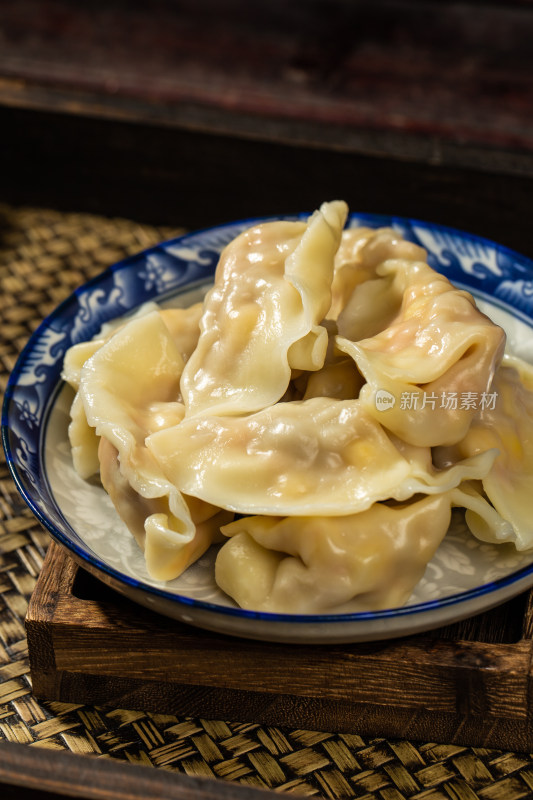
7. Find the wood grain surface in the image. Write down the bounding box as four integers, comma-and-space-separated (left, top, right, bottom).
1, 0, 533, 178
3, 2, 533, 250
0, 739, 281, 799
26, 542, 533, 753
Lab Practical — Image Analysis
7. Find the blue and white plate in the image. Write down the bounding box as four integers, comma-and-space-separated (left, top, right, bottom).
4, 212, 533, 644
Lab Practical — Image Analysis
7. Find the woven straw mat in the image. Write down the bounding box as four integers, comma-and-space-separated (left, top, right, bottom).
1, 203, 533, 800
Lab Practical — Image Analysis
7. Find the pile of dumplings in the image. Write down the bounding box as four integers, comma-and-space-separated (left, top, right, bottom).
62, 201, 533, 614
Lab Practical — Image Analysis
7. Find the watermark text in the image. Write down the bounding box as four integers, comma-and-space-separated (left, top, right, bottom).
375, 390, 497, 412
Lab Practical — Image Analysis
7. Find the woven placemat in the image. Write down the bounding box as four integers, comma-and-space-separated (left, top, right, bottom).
1, 203, 533, 800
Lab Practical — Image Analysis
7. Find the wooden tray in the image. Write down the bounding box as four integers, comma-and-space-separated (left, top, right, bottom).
26, 541, 533, 752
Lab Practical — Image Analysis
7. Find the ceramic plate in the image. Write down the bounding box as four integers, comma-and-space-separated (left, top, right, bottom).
4, 212, 533, 644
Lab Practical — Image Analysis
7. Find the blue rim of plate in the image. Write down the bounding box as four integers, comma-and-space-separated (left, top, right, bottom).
4, 210, 533, 628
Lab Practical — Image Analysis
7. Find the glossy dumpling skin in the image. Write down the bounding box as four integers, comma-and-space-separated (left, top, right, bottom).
147, 396, 496, 517
180, 200, 348, 417
62, 337, 108, 479
62, 303, 203, 480
98, 437, 229, 580
75, 310, 226, 580
215, 493, 455, 613
159, 304, 204, 365
330, 226, 427, 327
336, 258, 506, 447
436, 354, 533, 550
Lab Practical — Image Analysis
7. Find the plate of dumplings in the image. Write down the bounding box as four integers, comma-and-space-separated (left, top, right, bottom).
4, 200, 533, 643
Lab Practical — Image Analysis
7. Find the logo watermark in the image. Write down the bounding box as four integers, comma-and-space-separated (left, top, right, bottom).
375, 390, 497, 412
375, 389, 396, 410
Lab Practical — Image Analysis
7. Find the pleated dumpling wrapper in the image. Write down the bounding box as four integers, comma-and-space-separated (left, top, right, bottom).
215, 492, 462, 614
435, 354, 533, 551
69, 309, 230, 581
180, 200, 348, 417
336, 255, 505, 447
146, 396, 496, 516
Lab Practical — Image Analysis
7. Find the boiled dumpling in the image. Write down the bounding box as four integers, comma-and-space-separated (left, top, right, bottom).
215, 492, 455, 613
337, 258, 505, 447
147, 396, 496, 517
436, 354, 533, 550
180, 201, 348, 417
77, 310, 226, 580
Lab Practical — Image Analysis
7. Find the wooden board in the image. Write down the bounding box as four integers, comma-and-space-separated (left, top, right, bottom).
25, 541, 533, 752
2, 0, 533, 179
3, 4, 533, 259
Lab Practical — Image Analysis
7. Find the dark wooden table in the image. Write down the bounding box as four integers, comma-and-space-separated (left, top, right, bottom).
1, 0, 533, 250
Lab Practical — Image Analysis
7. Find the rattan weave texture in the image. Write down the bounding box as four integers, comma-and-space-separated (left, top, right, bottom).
1, 204, 533, 800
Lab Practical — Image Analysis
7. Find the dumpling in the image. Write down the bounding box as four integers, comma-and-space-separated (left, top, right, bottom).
147, 396, 496, 516
67, 390, 101, 480
331, 226, 427, 332
215, 492, 455, 613
98, 437, 229, 580
159, 303, 204, 365
180, 200, 348, 417
449, 482, 515, 546
336, 258, 505, 447
301, 356, 364, 401
436, 354, 533, 550
289, 319, 365, 401
63, 302, 204, 479
63, 338, 108, 479
77, 310, 226, 580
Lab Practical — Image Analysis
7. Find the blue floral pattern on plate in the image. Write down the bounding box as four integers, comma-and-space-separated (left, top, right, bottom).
4, 212, 533, 643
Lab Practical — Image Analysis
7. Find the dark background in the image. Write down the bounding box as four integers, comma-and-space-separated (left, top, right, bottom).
1, 0, 533, 252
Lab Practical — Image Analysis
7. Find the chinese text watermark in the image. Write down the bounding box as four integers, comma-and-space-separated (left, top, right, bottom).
375, 389, 497, 412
